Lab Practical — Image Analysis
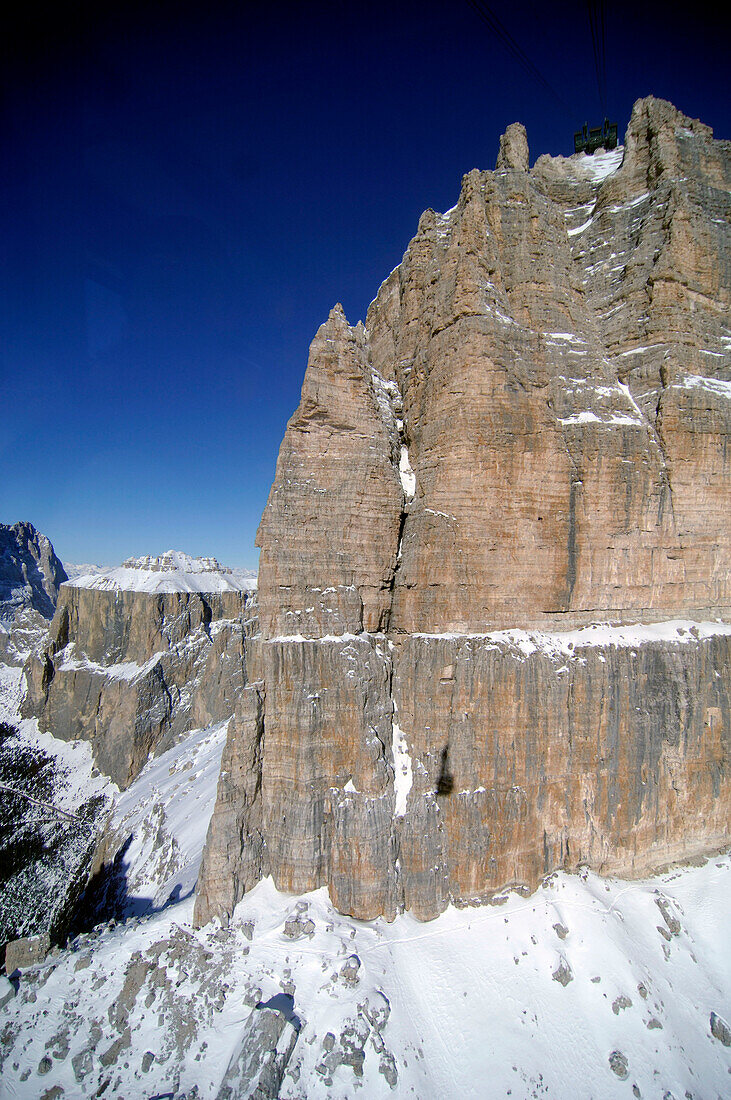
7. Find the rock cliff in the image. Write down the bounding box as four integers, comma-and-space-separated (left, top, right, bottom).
196, 97, 730, 925
0, 521, 67, 623
0, 521, 68, 666
23, 553, 256, 788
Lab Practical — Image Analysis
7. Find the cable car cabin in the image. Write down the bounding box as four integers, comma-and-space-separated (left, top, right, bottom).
574, 118, 618, 155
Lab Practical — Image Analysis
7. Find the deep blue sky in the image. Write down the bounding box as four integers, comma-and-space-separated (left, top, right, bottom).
1, 1, 728, 569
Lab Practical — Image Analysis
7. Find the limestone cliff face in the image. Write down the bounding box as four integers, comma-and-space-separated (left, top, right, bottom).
23, 555, 255, 788
256, 306, 403, 637
196, 97, 730, 926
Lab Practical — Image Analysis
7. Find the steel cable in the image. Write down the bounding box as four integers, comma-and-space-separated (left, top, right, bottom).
464, 0, 572, 115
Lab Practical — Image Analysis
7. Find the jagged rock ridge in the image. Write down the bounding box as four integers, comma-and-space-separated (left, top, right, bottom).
196, 97, 730, 925
0, 521, 68, 666
0, 521, 67, 623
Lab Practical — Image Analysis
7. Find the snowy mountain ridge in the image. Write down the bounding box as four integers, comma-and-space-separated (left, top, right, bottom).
71, 550, 256, 595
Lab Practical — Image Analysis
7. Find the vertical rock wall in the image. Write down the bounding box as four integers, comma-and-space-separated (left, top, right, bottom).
256, 306, 403, 637
23, 568, 253, 789
196, 97, 730, 926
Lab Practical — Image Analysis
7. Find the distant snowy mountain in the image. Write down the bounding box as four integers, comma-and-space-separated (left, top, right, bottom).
0, 521, 67, 624
63, 562, 107, 582
0, 522, 68, 666
70, 550, 256, 595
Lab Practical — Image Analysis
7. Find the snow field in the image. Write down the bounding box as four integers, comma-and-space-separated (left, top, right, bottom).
1, 859, 730, 1098
2, 627, 730, 1098
111, 718, 230, 913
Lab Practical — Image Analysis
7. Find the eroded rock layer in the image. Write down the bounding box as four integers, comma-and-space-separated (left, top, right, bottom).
196, 97, 730, 925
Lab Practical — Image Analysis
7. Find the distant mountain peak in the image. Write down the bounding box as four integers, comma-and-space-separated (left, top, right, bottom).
71, 550, 256, 595
0, 520, 67, 623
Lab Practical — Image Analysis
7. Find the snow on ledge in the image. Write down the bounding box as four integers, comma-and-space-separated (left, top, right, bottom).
57, 645, 164, 682
411, 619, 731, 659
399, 445, 416, 499
392, 717, 413, 817
676, 374, 731, 399
70, 550, 256, 595
574, 146, 624, 182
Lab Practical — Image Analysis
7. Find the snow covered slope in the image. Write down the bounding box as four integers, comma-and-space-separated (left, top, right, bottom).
1, 666, 729, 1100
71, 550, 256, 595
1, 853, 729, 1099
63, 562, 107, 582
99, 718, 230, 917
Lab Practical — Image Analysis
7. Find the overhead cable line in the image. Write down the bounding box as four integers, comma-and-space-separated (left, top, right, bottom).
587, 0, 608, 116
464, 0, 572, 116
0, 782, 89, 824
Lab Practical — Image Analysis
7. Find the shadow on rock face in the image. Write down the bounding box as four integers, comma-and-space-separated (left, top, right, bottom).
0, 722, 109, 952
436, 745, 454, 796
256, 992, 302, 1031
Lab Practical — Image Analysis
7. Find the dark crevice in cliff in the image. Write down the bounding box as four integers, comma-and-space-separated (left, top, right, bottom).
200, 596, 213, 640
383, 506, 408, 634
372, 355, 412, 635
548, 395, 583, 612
566, 480, 579, 607
436, 746, 454, 796
652, 361, 678, 527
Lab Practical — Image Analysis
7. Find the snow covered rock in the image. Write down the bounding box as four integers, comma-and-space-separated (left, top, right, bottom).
0, 522, 67, 667
1, 857, 730, 1098
0, 521, 67, 624
0, 696, 112, 960
4, 933, 51, 974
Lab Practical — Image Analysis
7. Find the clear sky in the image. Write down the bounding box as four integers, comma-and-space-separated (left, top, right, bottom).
1, 1, 728, 569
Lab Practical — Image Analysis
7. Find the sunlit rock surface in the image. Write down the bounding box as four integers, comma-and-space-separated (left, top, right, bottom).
199, 97, 730, 924
22, 553, 256, 788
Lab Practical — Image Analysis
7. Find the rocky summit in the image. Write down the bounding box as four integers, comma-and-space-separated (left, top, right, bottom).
0, 521, 67, 624
196, 96, 730, 926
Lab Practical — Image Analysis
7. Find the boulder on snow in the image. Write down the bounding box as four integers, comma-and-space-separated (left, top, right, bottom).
5, 932, 51, 973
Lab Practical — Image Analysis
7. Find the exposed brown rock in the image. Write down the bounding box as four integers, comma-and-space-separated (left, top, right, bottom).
23, 577, 251, 788
495, 122, 529, 171
393, 629, 729, 918
256, 304, 403, 637
199, 624, 730, 924
197, 96, 731, 923
5, 933, 51, 973
193, 682, 265, 927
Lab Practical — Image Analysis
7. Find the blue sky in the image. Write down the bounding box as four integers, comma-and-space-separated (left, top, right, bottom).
1, 1, 727, 569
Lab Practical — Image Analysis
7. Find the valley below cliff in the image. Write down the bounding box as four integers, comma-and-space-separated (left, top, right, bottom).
2, 656, 730, 1099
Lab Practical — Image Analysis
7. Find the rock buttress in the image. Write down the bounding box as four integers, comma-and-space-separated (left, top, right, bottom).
23, 583, 250, 788
196, 96, 730, 925
256, 304, 403, 638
